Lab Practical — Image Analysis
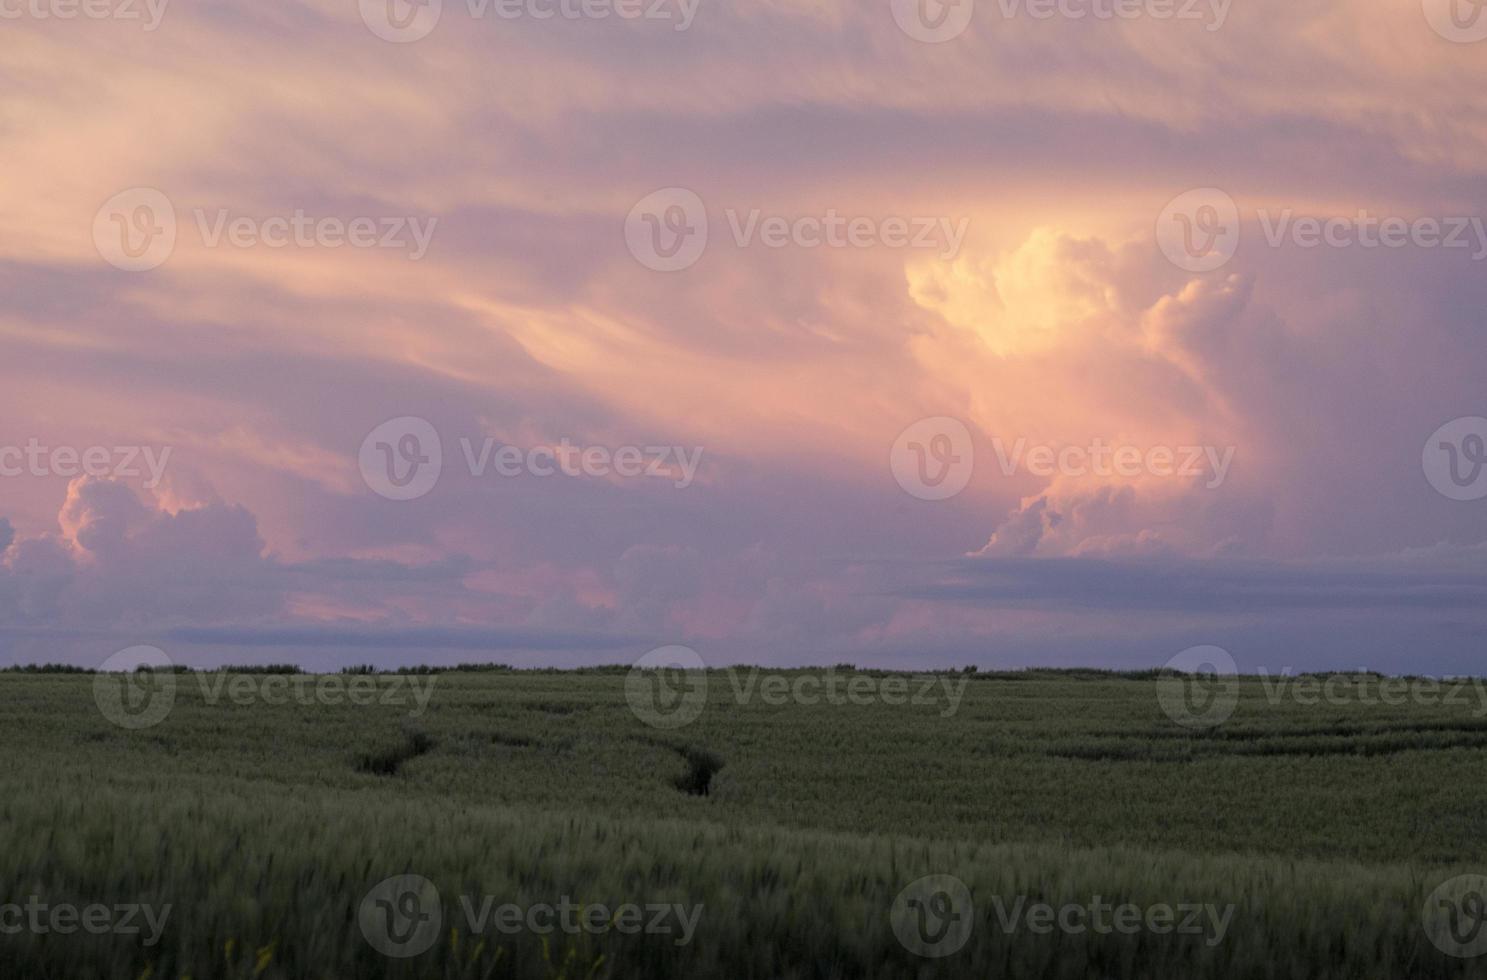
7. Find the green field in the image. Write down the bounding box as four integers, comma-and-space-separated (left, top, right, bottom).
4, 666, 1487, 978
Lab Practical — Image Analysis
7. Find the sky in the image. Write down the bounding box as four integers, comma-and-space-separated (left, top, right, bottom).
2, 0, 1485, 673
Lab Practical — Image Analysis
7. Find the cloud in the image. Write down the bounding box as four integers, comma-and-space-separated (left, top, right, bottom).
164, 623, 639, 652
1, 0, 1485, 672
901, 551, 1487, 615
0, 477, 278, 628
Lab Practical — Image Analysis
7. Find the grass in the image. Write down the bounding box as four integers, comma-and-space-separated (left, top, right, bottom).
2, 668, 1486, 978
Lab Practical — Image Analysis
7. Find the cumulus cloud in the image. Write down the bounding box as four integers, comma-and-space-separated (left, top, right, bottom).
0, 478, 277, 629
